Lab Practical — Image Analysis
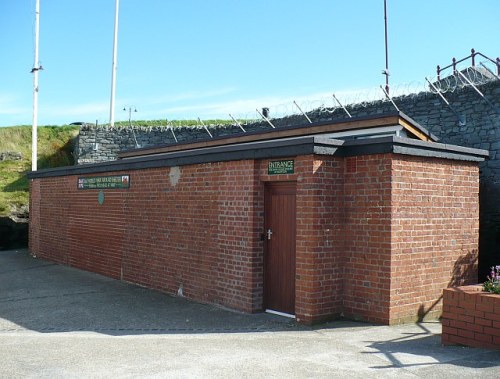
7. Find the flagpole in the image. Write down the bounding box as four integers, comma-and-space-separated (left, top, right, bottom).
109, 0, 119, 127
31, 0, 41, 171
383, 0, 390, 95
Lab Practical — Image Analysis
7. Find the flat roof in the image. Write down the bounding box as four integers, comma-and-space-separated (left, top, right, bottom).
28, 134, 487, 180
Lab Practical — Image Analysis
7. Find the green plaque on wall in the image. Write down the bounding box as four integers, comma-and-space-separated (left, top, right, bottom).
77, 175, 130, 190
268, 160, 294, 175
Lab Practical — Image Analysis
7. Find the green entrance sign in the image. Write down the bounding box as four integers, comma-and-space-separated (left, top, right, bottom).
268, 160, 294, 175
77, 175, 130, 190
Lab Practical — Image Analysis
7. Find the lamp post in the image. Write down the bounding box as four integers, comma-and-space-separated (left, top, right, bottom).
123, 105, 140, 148
123, 105, 137, 127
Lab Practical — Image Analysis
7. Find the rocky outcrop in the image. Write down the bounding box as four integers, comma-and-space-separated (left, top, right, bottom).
0, 151, 23, 161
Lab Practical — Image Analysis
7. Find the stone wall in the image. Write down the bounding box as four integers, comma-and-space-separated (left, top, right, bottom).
77, 80, 500, 166
76, 78, 500, 280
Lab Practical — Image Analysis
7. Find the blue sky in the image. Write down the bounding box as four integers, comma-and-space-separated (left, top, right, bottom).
0, 0, 498, 127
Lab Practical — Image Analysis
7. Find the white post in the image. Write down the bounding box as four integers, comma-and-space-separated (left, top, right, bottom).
109, 0, 120, 127
31, 0, 40, 172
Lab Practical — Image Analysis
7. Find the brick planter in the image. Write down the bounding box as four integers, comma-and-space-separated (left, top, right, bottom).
442, 285, 500, 349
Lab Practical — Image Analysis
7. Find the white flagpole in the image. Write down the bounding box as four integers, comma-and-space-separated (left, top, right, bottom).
109, 0, 120, 127
31, 0, 41, 171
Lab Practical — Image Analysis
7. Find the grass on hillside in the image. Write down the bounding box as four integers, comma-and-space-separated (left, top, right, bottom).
0, 125, 78, 216
0, 118, 241, 217
113, 118, 249, 128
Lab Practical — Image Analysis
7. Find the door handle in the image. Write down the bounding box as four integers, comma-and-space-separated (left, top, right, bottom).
267, 229, 273, 240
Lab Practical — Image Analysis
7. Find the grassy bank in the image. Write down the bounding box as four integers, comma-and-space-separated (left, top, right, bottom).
0, 119, 240, 217
0, 125, 78, 216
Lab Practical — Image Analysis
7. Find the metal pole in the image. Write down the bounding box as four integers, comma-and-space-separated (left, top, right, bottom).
383, 0, 390, 95
293, 101, 312, 124
31, 0, 40, 171
198, 118, 213, 138
167, 122, 178, 143
380, 85, 400, 112
229, 114, 246, 132
256, 108, 275, 129
480, 62, 500, 81
425, 77, 466, 125
332, 94, 352, 118
109, 0, 119, 127
456, 70, 500, 115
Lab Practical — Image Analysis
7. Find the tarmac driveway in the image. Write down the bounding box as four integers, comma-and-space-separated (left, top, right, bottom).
1, 249, 499, 378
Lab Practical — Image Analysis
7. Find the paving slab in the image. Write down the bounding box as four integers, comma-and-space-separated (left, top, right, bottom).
1, 249, 499, 378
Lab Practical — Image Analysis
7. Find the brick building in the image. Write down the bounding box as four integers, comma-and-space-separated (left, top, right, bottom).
28, 112, 488, 324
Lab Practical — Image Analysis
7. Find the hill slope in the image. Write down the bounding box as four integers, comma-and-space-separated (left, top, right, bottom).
0, 120, 237, 217
0, 125, 78, 217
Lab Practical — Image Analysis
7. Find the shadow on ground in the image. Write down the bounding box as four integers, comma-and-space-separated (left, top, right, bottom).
361, 321, 500, 371
0, 249, 310, 336
1, 249, 499, 373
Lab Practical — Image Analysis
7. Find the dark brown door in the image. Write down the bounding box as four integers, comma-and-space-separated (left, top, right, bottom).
264, 182, 296, 315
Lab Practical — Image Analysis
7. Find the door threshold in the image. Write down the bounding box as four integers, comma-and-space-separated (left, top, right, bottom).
265, 309, 296, 319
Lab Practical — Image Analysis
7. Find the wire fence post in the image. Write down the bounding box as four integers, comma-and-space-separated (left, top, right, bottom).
332, 94, 352, 118
256, 108, 275, 128
293, 101, 312, 124
229, 114, 246, 132
197, 118, 213, 138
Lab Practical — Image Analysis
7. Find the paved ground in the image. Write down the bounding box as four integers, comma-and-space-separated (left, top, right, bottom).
0, 249, 499, 378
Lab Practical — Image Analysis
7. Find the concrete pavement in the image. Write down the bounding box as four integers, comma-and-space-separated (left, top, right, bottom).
1, 249, 499, 378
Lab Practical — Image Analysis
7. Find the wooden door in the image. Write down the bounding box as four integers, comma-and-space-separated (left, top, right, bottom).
264, 182, 296, 315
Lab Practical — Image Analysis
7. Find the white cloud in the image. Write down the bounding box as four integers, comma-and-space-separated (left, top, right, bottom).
141, 87, 237, 106
36, 101, 110, 125
0, 94, 30, 116
0, 84, 393, 126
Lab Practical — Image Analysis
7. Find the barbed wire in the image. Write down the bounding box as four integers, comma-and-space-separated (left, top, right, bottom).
227, 64, 497, 123
91, 60, 498, 130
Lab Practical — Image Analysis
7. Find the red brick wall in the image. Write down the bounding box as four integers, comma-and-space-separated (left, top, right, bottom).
120, 161, 263, 312
295, 156, 344, 324
29, 160, 264, 313
442, 285, 500, 349
342, 154, 392, 323
29, 152, 481, 324
390, 157, 479, 324
28, 179, 40, 255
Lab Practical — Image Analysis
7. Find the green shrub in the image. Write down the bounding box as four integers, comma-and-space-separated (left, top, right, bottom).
483, 265, 500, 294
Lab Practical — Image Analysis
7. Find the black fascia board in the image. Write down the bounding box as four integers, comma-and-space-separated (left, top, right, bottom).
27, 135, 486, 180
28, 136, 342, 179
340, 136, 489, 161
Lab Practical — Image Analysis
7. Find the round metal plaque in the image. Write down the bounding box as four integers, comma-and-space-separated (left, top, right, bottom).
98, 191, 105, 205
